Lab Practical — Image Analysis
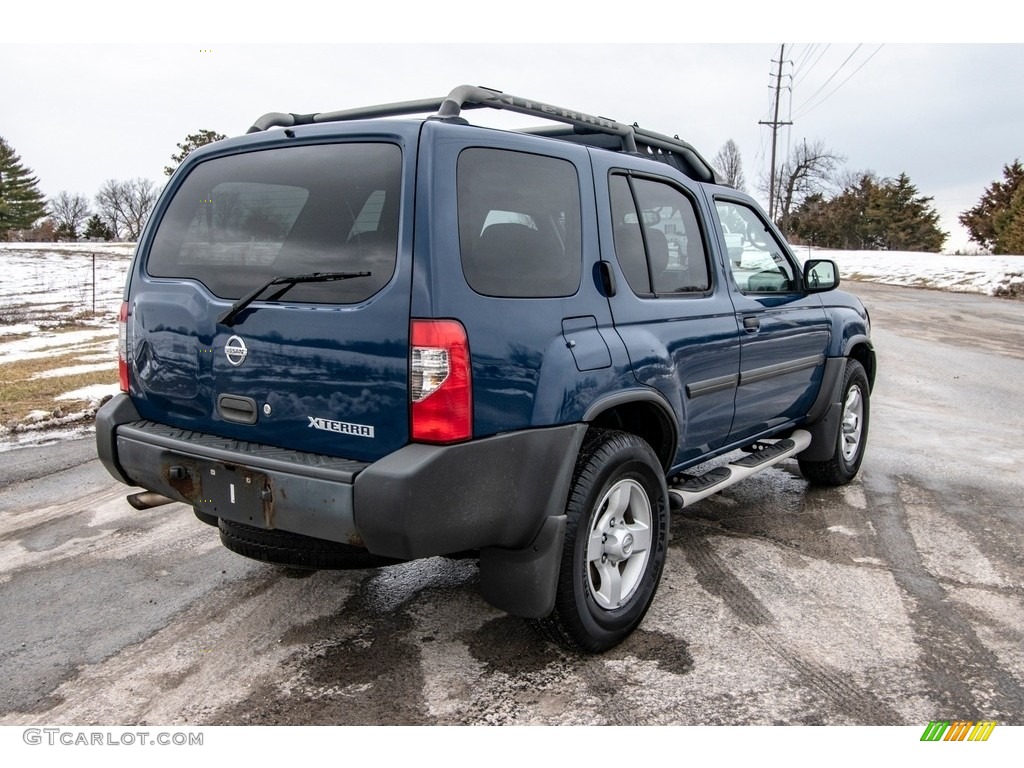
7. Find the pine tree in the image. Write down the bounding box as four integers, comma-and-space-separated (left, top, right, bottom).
0, 137, 47, 240
876, 173, 946, 252
164, 129, 227, 176
789, 171, 946, 251
84, 214, 114, 241
960, 161, 1024, 254
994, 186, 1024, 255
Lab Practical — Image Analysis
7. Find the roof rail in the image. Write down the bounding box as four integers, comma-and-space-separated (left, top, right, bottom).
247, 85, 720, 183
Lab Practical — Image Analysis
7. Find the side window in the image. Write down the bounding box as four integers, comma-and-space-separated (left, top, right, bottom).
609, 175, 649, 294
715, 200, 797, 293
609, 173, 711, 297
457, 148, 582, 298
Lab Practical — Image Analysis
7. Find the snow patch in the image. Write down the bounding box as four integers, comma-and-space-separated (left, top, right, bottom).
806, 248, 1024, 297
0, 424, 97, 454
32, 362, 117, 379
0, 329, 116, 364
56, 383, 120, 402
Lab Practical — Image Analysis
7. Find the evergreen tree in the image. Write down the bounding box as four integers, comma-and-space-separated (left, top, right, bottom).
0, 137, 47, 239
164, 129, 227, 176
789, 171, 946, 252
84, 214, 114, 241
873, 174, 946, 252
960, 160, 1024, 254
994, 186, 1024, 255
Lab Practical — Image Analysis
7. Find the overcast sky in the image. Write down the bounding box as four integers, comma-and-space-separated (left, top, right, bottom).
2, 32, 1021, 251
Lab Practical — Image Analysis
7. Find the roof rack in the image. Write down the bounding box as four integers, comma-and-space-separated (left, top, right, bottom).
247, 85, 720, 184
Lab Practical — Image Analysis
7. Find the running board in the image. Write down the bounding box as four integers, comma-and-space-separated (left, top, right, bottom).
668, 430, 812, 509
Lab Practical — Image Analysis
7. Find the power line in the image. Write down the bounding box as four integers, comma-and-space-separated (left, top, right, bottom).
792, 44, 862, 113
793, 44, 886, 119
793, 43, 830, 87
791, 43, 818, 78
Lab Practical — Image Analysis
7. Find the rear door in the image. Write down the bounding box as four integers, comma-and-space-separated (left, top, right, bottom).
414, 122, 618, 438
591, 154, 741, 466
130, 133, 416, 462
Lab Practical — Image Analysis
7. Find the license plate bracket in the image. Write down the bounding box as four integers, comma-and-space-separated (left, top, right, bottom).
197, 462, 266, 523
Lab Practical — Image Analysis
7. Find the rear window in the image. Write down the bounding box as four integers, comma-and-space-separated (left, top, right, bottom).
457, 148, 582, 298
148, 143, 401, 304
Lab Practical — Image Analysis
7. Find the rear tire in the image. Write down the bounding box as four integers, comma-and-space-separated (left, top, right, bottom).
218, 518, 404, 570
533, 430, 669, 653
799, 359, 870, 486
193, 508, 218, 527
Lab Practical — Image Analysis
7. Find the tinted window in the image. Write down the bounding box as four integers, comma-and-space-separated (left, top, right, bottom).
610, 175, 650, 294
458, 148, 582, 298
610, 174, 711, 296
148, 143, 401, 304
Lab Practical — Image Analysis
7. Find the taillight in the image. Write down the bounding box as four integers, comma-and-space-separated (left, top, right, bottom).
410, 319, 471, 444
118, 301, 130, 392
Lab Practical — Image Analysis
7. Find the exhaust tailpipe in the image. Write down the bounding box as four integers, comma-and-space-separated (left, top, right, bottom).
127, 492, 176, 510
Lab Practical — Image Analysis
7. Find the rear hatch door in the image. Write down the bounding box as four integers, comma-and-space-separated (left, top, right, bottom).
128, 131, 415, 462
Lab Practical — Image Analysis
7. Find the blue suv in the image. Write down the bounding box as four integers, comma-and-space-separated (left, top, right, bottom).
97, 85, 875, 652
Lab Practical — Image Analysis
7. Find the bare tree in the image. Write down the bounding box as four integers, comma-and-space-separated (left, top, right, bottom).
712, 139, 745, 191
95, 178, 159, 241
769, 140, 845, 238
48, 191, 91, 240
95, 179, 127, 239
122, 178, 159, 240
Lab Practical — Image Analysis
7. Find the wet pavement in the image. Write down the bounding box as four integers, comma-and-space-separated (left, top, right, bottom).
0, 282, 1021, 725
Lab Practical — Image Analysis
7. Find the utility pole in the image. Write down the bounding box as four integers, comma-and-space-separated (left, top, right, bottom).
760, 44, 793, 222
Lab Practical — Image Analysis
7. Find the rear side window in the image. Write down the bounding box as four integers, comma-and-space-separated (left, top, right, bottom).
457, 148, 582, 298
610, 173, 710, 296
148, 143, 402, 304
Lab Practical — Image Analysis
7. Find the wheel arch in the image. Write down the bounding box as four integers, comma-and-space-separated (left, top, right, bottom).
582, 390, 678, 472
844, 337, 876, 390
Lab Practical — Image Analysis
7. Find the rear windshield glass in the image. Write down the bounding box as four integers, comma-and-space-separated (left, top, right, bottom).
148, 143, 401, 304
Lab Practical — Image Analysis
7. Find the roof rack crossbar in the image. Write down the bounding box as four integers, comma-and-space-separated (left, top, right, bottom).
247, 97, 449, 134
432, 85, 639, 153
244, 84, 719, 183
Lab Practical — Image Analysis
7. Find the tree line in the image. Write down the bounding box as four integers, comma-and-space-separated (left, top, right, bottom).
713, 138, 1022, 254
0, 131, 224, 242
1, 130, 1021, 254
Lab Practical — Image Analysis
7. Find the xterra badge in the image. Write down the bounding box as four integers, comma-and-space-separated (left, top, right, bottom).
308, 416, 375, 438
224, 335, 248, 366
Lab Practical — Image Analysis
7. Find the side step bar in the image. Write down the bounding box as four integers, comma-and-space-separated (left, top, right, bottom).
668, 430, 811, 510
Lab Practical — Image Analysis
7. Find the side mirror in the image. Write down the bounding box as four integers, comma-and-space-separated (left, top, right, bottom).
803, 259, 839, 293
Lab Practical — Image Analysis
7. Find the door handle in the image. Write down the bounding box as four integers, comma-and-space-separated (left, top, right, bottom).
743, 316, 760, 332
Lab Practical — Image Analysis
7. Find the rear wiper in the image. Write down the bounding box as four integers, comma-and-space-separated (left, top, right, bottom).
218, 271, 371, 327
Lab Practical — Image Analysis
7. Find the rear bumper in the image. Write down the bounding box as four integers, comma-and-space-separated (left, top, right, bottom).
96, 394, 585, 560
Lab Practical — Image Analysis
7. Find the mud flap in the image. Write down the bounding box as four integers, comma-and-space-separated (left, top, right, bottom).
799, 356, 845, 462
479, 515, 566, 619
801, 400, 843, 461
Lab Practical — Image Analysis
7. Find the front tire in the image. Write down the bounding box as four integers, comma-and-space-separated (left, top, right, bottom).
799, 358, 870, 486
534, 430, 669, 652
